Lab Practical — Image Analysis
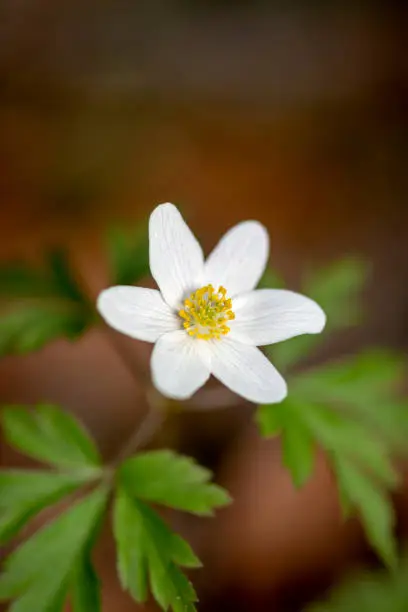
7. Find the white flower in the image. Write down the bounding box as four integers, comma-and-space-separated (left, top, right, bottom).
97, 203, 326, 404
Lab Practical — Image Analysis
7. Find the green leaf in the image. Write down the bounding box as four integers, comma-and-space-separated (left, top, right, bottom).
281, 420, 315, 488
2, 405, 101, 469
0, 265, 54, 298
0, 303, 89, 356
46, 249, 87, 304
107, 222, 150, 286
258, 266, 285, 290
113, 487, 200, 612
334, 459, 398, 569
0, 486, 108, 611
307, 560, 408, 612
71, 553, 101, 612
257, 402, 314, 488
0, 470, 96, 543
269, 258, 368, 370
118, 450, 231, 516
0, 250, 94, 356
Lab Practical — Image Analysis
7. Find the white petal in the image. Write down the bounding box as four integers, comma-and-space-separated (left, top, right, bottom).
208, 338, 287, 404
97, 286, 180, 343
149, 203, 204, 309
204, 221, 269, 297
151, 330, 211, 400
229, 289, 326, 346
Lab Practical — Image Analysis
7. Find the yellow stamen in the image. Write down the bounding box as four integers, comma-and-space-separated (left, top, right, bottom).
178, 284, 235, 341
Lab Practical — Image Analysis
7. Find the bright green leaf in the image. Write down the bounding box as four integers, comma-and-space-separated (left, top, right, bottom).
2, 405, 101, 469
113, 487, 199, 612
0, 486, 108, 611
118, 450, 231, 516
107, 222, 150, 286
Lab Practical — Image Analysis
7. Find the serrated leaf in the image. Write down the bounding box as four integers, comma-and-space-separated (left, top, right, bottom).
113, 487, 199, 612
0, 486, 108, 611
118, 450, 231, 516
2, 405, 101, 469
334, 459, 397, 569
71, 553, 101, 612
0, 470, 96, 543
107, 222, 150, 286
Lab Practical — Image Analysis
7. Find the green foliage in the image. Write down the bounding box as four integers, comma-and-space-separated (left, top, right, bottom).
118, 450, 231, 516
0, 249, 94, 356
114, 488, 200, 612
115, 450, 231, 611
263, 258, 368, 370
258, 260, 407, 568
0, 487, 108, 612
2, 404, 101, 469
107, 221, 150, 286
1, 405, 230, 612
307, 559, 408, 612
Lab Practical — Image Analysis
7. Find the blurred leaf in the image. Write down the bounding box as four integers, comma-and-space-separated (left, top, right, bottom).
258, 266, 285, 290
0, 470, 96, 544
268, 258, 368, 370
307, 558, 408, 612
0, 303, 89, 356
257, 392, 401, 567
2, 405, 102, 469
107, 222, 150, 286
118, 450, 231, 516
257, 402, 315, 487
0, 486, 108, 612
334, 459, 397, 569
0, 250, 94, 355
71, 552, 101, 612
113, 487, 199, 612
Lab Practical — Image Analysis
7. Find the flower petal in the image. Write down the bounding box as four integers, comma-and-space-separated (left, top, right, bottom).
208, 338, 287, 404
151, 330, 211, 399
97, 286, 180, 342
229, 289, 326, 346
149, 203, 204, 309
204, 221, 269, 297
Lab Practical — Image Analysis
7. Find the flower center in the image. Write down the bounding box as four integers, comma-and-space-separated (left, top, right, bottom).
178, 284, 235, 340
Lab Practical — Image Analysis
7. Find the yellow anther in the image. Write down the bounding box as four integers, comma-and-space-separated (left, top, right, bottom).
178, 284, 235, 341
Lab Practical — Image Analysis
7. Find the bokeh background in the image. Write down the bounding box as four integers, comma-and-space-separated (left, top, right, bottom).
1, 1, 408, 610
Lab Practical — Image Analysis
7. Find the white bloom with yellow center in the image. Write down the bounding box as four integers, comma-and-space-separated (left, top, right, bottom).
97, 203, 326, 404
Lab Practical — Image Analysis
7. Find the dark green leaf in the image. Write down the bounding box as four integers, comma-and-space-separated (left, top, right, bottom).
71, 553, 101, 612
46, 249, 87, 304
113, 487, 200, 612
0, 303, 89, 356
0, 486, 109, 611
118, 450, 231, 516
0, 265, 54, 298
2, 405, 101, 469
107, 222, 150, 286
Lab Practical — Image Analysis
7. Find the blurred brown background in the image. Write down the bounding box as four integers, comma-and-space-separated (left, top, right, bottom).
1, 1, 408, 610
